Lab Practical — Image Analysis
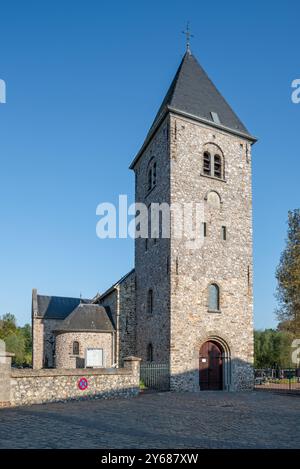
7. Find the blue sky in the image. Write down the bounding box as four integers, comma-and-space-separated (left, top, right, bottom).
0, 0, 299, 328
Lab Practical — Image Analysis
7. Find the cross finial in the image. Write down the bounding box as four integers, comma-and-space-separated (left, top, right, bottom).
182, 22, 193, 54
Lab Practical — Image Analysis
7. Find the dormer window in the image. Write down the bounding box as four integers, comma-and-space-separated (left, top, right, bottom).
210, 111, 221, 124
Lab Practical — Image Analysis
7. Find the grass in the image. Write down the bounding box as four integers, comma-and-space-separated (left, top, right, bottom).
139, 379, 148, 390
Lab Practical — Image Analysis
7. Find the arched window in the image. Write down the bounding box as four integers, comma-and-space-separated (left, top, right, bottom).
152, 162, 157, 186
148, 168, 152, 192
214, 154, 222, 178
203, 151, 211, 175
147, 160, 157, 192
208, 284, 220, 311
147, 343, 153, 362
202, 147, 224, 179
73, 341, 79, 355
147, 289, 153, 314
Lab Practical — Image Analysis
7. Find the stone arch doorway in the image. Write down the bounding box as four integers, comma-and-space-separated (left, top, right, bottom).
199, 339, 231, 390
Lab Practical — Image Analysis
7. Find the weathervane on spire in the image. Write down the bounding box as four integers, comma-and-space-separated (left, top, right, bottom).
182, 21, 193, 54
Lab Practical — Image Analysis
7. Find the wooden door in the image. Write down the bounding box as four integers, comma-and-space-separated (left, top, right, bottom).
199, 341, 223, 390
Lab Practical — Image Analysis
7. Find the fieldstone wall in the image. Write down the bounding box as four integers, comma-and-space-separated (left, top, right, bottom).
131, 111, 254, 391
55, 331, 114, 369
32, 289, 61, 369
32, 316, 63, 369
133, 116, 171, 364
2, 357, 141, 407
99, 270, 136, 366
117, 271, 137, 364
169, 114, 254, 391
0, 351, 14, 406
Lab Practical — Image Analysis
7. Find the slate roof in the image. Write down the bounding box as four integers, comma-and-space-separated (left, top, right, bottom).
53, 304, 115, 332
130, 51, 256, 169
92, 268, 135, 303
36, 295, 91, 320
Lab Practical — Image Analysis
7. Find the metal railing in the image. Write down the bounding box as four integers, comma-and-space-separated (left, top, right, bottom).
254, 368, 300, 393
140, 363, 170, 391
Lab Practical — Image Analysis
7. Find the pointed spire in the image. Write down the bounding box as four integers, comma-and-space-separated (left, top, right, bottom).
148, 52, 254, 139
130, 48, 256, 169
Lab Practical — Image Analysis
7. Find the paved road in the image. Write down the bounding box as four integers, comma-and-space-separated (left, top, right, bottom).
0, 391, 299, 448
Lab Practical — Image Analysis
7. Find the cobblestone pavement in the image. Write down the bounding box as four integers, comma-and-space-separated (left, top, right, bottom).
0, 391, 299, 449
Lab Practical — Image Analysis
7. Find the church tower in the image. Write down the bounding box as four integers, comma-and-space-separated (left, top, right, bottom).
130, 49, 256, 391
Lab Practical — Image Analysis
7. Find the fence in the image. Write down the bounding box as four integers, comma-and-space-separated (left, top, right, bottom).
254, 368, 300, 393
140, 363, 170, 391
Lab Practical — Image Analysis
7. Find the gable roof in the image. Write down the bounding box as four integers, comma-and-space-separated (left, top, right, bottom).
53, 304, 115, 332
36, 295, 91, 320
92, 268, 135, 303
130, 51, 256, 169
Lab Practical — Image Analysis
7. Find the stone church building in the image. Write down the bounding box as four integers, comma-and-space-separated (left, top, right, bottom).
32, 48, 256, 391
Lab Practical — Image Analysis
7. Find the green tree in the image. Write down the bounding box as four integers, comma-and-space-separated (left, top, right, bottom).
0, 314, 32, 366
275, 209, 300, 336
5, 333, 26, 365
0, 313, 17, 338
20, 323, 32, 365
254, 329, 293, 368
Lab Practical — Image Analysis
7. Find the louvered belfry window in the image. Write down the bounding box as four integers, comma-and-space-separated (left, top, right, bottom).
203, 151, 211, 175
214, 154, 222, 178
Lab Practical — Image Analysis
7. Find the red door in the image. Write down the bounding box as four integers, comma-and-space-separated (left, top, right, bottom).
199, 341, 223, 390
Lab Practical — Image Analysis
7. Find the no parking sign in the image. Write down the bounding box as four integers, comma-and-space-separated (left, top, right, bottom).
77, 377, 88, 391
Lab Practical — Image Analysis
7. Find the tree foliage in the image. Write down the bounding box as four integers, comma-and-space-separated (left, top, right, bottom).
254, 329, 293, 368
0, 314, 32, 366
276, 209, 300, 336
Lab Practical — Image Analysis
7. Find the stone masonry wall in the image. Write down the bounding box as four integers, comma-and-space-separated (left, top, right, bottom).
117, 271, 137, 364
133, 116, 171, 364
0, 352, 13, 406
32, 317, 63, 369
169, 114, 254, 391
98, 270, 136, 366
5, 357, 141, 407
32, 316, 43, 369
55, 331, 114, 369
